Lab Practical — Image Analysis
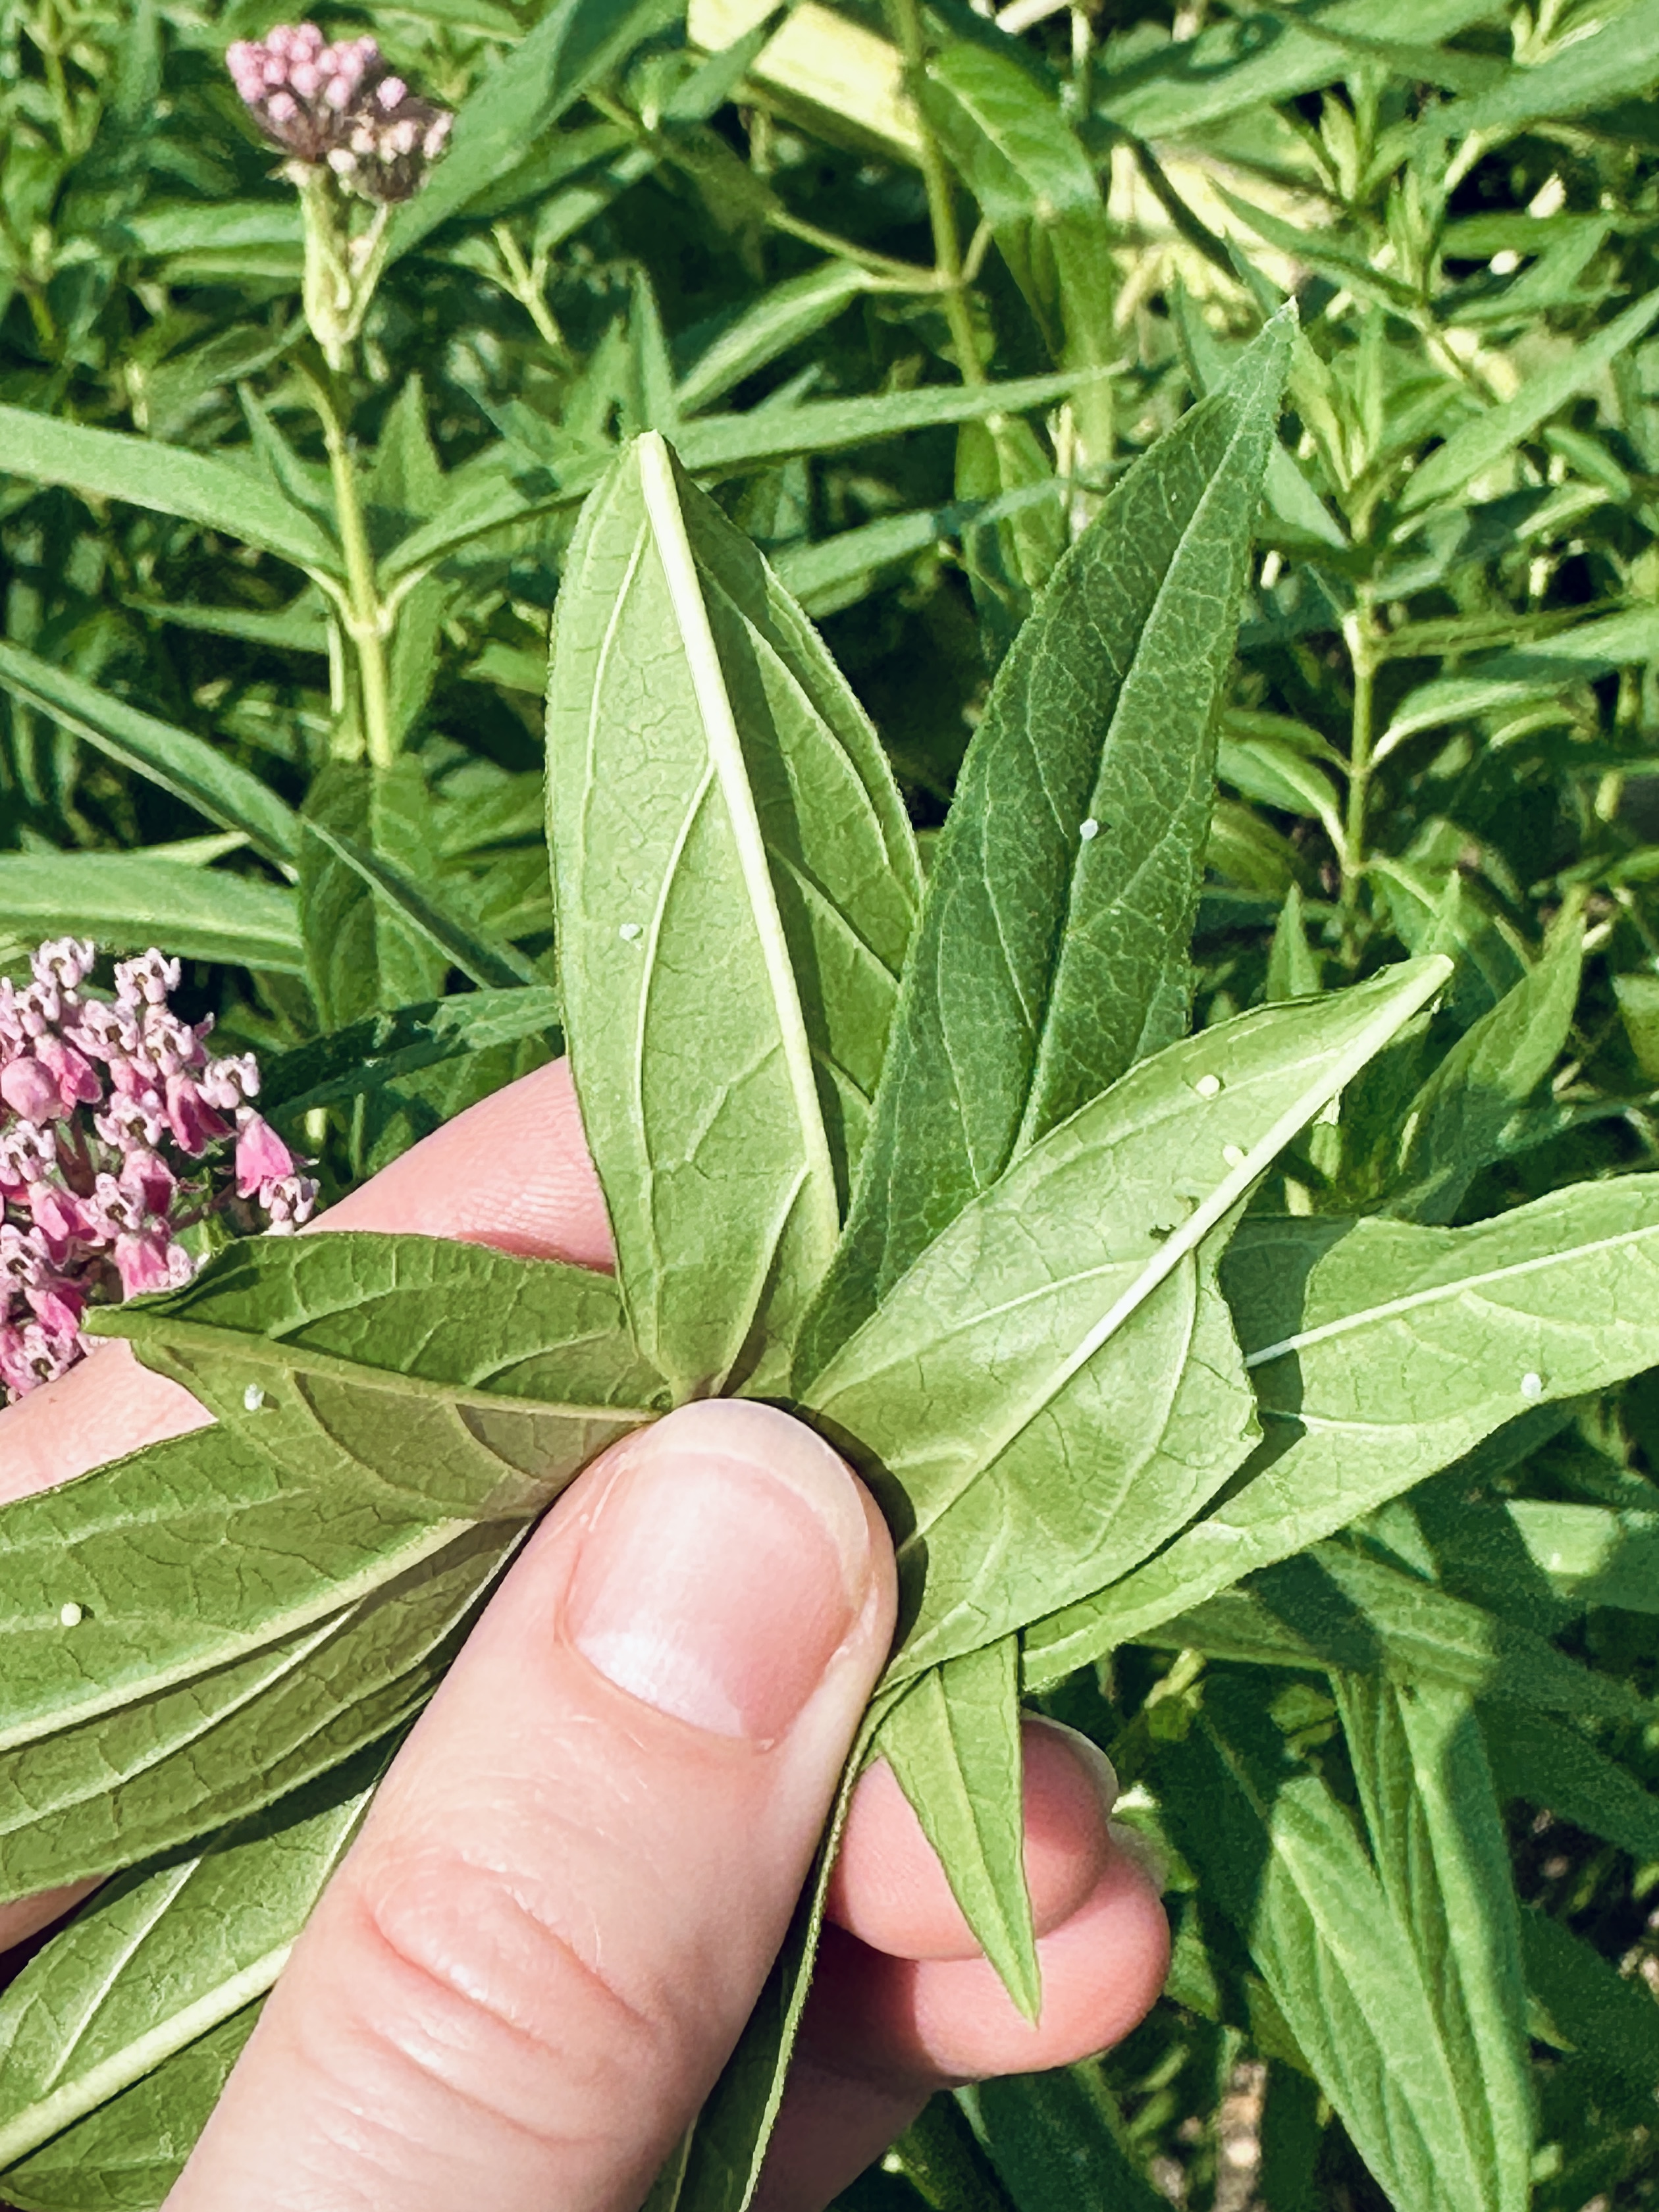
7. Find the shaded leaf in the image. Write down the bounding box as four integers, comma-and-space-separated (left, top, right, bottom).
799, 309, 1296, 1381
876, 1637, 1038, 2020
1026, 1176, 1659, 1674
0, 643, 300, 868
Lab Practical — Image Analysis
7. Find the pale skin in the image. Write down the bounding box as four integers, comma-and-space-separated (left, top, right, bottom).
0, 1061, 1170, 2212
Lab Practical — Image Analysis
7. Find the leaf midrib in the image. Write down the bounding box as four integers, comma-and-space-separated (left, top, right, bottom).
636, 433, 839, 1259
101, 1317, 663, 1422
1244, 1217, 1659, 1368
0, 1518, 475, 1753
1014, 383, 1261, 1157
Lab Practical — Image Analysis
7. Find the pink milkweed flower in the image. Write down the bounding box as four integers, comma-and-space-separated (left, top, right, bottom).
235, 1112, 295, 1200
113, 1227, 192, 1299
1, 937, 316, 1403
38, 1033, 101, 1108
1, 1057, 63, 1123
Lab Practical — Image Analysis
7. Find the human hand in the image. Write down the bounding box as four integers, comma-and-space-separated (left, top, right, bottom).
0, 1062, 1169, 2211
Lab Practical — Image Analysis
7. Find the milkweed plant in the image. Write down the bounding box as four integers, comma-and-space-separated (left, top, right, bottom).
5, 3, 1659, 2209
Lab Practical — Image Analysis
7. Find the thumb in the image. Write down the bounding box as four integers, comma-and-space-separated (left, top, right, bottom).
165, 1401, 895, 2212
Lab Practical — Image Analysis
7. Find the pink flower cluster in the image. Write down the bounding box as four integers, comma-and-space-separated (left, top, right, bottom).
1, 940, 317, 1404
226, 23, 453, 203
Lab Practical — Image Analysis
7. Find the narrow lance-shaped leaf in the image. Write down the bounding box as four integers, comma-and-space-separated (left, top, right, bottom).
806, 959, 1448, 1681
797, 307, 1296, 1384
1484, 1707, 1659, 1867
1147, 1540, 1645, 1724
1156, 1672, 1497, 2212
0, 641, 300, 870
385, 0, 682, 259
1024, 1172, 1659, 1677
1397, 284, 1659, 517
0, 856, 302, 976
0, 1745, 393, 2199
547, 432, 921, 1399
1391, 891, 1583, 1223
0, 406, 342, 576
298, 787, 539, 1004
1334, 1677, 1533, 2212
256, 986, 564, 1126
664, 1687, 906, 2212
874, 1636, 1038, 2020
920, 43, 1116, 467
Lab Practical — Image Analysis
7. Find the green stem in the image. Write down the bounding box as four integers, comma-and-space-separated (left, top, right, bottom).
305, 365, 394, 770
1340, 600, 1379, 954
888, 0, 986, 384
492, 223, 567, 354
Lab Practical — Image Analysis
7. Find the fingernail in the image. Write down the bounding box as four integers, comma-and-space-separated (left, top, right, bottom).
566, 1400, 874, 1742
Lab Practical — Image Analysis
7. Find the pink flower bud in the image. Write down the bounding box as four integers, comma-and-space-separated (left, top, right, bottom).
164, 1072, 228, 1157
377, 76, 406, 109
235, 1113, 295, 1200
113, 1228, 184, 1298
37, 1034, 101, 1108
27, 1182, 90, 1260
1, 1057, 64, 1123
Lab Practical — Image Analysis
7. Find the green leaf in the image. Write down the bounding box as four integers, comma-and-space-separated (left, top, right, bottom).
547, 432, 920, 1398
0, 643, 300, 868
1397, 286, 1659, 517
876, 1637, 1039, 2021
0, 2009, 255, 2212
257, 986, 564, 1125
299, 763, 448, 1028
1157, 1672, 1506, 2212
386, 0, 684, 260
920, 43, 1115, 461
1425, 6, 1659, 144
0, 1238, 666, 1891
1334, 1677, 1533, 2212
1265, 885, 1324, 1001
1174, 286, 1346, 549
677, 262, 874, 416
1377, 608, 1659, 758
1026, 1174, 1659, 1673
1151, 1540, 1644, 1723
0, 1745, 388, 2186
806, 960, 1447, 1681
954, 415, 1063, 672
1504, 1498, 1659, 1614
1392, 894, 1583, 1222
1484, 1706, 1659, 1864
957, 2067, 1168, 2212
0, 406, 341, 576
0, 856, 302, 975
666, 1687, 903, 2212
301, 775, 540, 1008
671, 369, 1099, 477
798, 309, 1296, 1380
1520, 1907, 1659, 2104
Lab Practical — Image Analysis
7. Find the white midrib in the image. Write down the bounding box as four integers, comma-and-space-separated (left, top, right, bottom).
0, 1516, 471, 1754
1244, 1216, 1659, 1369
0, 1946, 292, 2169
890, 959, 1450, 1543
635, 433, 839, 1261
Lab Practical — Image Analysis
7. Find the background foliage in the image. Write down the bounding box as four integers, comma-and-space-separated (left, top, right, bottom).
8, 0, 1659, 2201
